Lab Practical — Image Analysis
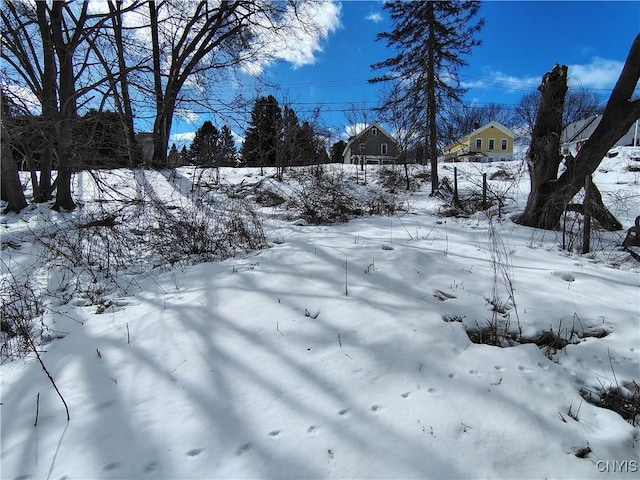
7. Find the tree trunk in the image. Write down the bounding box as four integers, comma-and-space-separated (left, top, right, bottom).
0, 119, 28, 213
35, 1, 57, 202
50, 2, 77, 211
109, 0, 141, 166
517, 34, 640, 231
516, 63, 568, 228
426, 2, 438, 195
149, 1, 166, 167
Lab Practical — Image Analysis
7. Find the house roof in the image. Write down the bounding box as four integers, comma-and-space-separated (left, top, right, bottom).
342, 122, 397, 157
562, 115, 638, 147
444, 121, 515, 151
561, 115, 600, 144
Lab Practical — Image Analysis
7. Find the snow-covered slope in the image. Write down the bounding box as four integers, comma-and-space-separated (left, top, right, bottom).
1, 148, 639, 479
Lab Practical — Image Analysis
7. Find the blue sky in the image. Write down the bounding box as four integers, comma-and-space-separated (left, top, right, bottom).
171, 0, 640, 148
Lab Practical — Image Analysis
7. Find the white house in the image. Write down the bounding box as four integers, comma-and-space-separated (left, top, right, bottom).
561, 115, 639, 157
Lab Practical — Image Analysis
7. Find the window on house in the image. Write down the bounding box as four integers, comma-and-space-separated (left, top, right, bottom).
489, 139, 495, 150
501, 139, 508, 150
475, 138, 482, 150
359, 143, 366, 152
371, 127, 378, 136
381, 143, 388, 155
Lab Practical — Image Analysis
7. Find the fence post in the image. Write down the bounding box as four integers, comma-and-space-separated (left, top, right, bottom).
453, 167, 459, 207
482, 173, 487, 210
582, 174, 591, 254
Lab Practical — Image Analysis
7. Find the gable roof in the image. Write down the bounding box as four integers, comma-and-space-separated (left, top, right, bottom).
561, 115, 600, 144
342, 122, 397, 156
562, 115, 639, 148
445, 121, 515, 151
471, 121, 515, 138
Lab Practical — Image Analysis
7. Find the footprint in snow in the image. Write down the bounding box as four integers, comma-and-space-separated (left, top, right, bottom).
401, 392, 410, 398
236, 443, 252, 456
186, 448, 204, 457
338, 408, 349, 416
268, 430, 281, 437
370, 405, 382, 413
494, 366, 505, 372
307, 425, 318, 434
551, 271, 576, 282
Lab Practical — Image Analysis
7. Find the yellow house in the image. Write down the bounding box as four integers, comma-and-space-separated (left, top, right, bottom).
443, 121, 515, 162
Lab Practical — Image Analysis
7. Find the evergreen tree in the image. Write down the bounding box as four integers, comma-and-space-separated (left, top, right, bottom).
371, 1, 484, 194
241, 95, 282, 169
75, 110, 128, 168
280, 105, 300, 167
218, 125, 237, 166
168, 143, 179, 167
295, 121, 319, 165
190, 120, 219, 166
330, 140, 347, 164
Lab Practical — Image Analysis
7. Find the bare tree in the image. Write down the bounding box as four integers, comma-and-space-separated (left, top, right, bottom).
106, 0, 142, 166
515, 87, 604, 136
517, 34, 640, 231
145, 1, 319, 167
0, 91, 27, 213
2, 1, 130, 210
1, 1, 57, 202
344, 100, 372, 184
440, 102, 514, 147
377, 81, 422, 190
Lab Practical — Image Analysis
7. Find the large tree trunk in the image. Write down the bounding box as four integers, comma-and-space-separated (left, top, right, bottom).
108, 0, 140, 167
35, 1, 57, 202
516, 63, 568, 228
149, 1, 166, 168
0, 105, 28, 213
50, 2, 77, 211
517, 34, 640, 231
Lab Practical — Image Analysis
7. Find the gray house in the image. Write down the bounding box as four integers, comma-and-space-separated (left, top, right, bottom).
342, 122, 398, 165
561, 115, 639, 156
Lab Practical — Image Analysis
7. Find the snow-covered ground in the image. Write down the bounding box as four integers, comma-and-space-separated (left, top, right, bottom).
1, 148, 639, 479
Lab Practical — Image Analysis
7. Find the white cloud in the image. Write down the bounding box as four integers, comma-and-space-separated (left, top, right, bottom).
464, 57, 626, 95
242, 1, 342, 74
344, 123, 368, 139
365, 12, 383, 23
170, 132, 195, 144
460, 71, 539, 93
175, 109, 200, 125
3, 85, 41, 114
567, 57, 624, 90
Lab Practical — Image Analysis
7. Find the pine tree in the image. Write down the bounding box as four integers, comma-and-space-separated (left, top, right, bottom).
330, 140, 347, 164
219, 125, 237, 166
371, 1, 484, 194
295, 121, 319, 165
241, 95, 282, 170
280, 105, 300, 167
190, 121, 219, 166
168, 143, 179, 167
